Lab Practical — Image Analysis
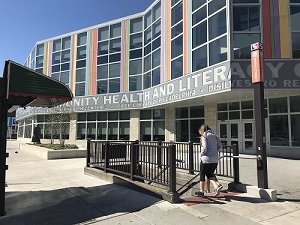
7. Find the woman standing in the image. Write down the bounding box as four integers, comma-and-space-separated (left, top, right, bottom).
195, 125, 223, 197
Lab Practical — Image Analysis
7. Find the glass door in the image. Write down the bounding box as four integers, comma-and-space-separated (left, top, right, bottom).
230, 122, 240, 147
243, 121, 255, 152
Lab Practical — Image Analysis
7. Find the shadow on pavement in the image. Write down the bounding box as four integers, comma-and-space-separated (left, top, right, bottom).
0, 184, 160, 225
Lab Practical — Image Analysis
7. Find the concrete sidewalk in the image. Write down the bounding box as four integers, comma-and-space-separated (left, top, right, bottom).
0, 141, 299, 225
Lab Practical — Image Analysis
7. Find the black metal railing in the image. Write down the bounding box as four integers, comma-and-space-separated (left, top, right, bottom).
87, 140, 239, 196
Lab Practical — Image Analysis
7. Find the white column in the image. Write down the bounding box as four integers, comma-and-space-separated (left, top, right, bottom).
130, 110, 140, 141
205, 103, 217, 133
69, 113, 77, 143
165, 107, 176, 142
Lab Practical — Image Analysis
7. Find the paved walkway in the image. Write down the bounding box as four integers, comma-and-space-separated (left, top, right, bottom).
0, 141, 299, 225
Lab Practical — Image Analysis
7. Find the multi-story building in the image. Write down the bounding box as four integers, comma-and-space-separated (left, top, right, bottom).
17, 0, 300, 159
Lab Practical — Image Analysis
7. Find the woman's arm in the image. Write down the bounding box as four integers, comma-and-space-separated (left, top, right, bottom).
200, 136, 207, 156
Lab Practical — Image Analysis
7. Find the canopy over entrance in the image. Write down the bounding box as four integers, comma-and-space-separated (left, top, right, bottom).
0, 60, 73, 216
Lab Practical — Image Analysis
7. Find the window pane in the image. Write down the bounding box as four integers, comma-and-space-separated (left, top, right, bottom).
130, 17, 143, 33
76, 60, 86, 68
229, 111, 240, 120
144, 27, 152, 45
144, 54, 151, 72
229, 102, 240, 110
77, 123, 86, 140
129, 59, 142, 75
36, 44, 44, 55
77, 32, 87, 46
141, 110, 152, 120
144, 72, 151, 89
153, 20, 161, 39
109, 79, 120, 93
233, 7, 249, 31
61, 50, 70, 62
110, 23, 121, 38
110, 38, 121, 53
87, 113, 97, 121
97, 122, 107, 140
97, 56, 108, 64
192, 45, 207, 72
249, 7, 260, 31
76, 68, 86, 82
209, 9, 227, 40
98, 112, 107, 121
98, 41, 109, 55
171, 35, 183, 59
52, 52, 61, 64
176, 120, 189, 142
97, 65, 108, 79
75, 83, 85, 96
292, 32, 300, 58
153, 2, 161, 21
62, 37, 71, 49
172, 21, 183, 38
87, 123, 96, 139
36, 56, 43, 68
176, 107, 188, 118
209, 36, 227, 65
291, 115, 300, 146
242, 110, 254, 119
270, 115, 289, 146
153, 109, 165, 119
192, 0, 206, 12
120, 111, 130, 120
109, 63, 120, 78
190, 106, 204, 118
140, 121, 151, 141
193, 21, 207, 48
129, 75, 143, 91
98, 26, 109, 41
218, 112, 228, 120
193, 5, 206, 25
60, 71, 69, 84
233, 33, 261, 59
53, 40, 61, 52
241, 101, 253, 109
77, 46, 86, 59
61, 63, 70, 71
152, 37, 161, 51
171, 56, 183, 79
291, 6, 300, 30
109, 53, 121, 62
144, 43, 152, 56
120, 122, 130, 140
269, 98, 288, 113
152, 68, 160, 86
208, 0, 226, 15
218, 103, 228, 111
52, 73, 60, 81
78, 113, 86, 121
152, 49, 161, 68
108, 111, 118, 120
129, 49, 142, 59
153, 121, 165, 141
108, 122, 118, 140
172, 1, 183, 26
190, 119, 205, 142
97, 80, 108, 94
290, 96, 300, 112
52, 65, 60, 73
145, 11, 152, 28
130, 33, 143, 49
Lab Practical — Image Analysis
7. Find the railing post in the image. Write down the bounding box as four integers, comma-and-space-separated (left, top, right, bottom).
233, 144, 240, 184
104, 141, 110, 173
157, 140, 162, 168
168, 143, 177, 195
188, 141, 194, 174
86, 139, 91, 167
130, 140, 139, 180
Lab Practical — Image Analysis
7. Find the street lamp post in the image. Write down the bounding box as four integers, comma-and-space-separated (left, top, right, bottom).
251, 42, 268, 189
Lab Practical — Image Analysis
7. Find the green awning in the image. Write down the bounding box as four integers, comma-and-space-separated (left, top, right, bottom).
2, 60, 73, 109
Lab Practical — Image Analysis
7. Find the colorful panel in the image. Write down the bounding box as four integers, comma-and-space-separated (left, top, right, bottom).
278, 0, 291, 58
71, 34, 78, 94
121, 20, 130, 92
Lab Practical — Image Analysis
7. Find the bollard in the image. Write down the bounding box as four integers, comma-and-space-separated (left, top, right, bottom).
233, 144, 240, 184
188, 141, 194, 174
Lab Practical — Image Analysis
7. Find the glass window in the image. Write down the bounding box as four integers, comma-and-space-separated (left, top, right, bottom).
110, 38, 121, 53
233, 33, 261, 59
87, 123, 96, 139
233, 0, 259, 2
172, 35, 183, 59
292, 32, 300, 58
144, 27, 152, 45
145, 11, 152, 28
229, 102, 240, 110
190, 106, 204, 118
99, 26, 109, 41
108, 122, 118, 140
98, 41, 109, 55
269, 98, 288, 113
129, 75, 143, 91
172, 0, 182, 7
109, 63, 120, 78
290, 96, 300, 112
241, 101, 253, 109
152, 49, 161, 68
119, 122, 130, 140
176, 108, 188, 118
144, 72, 151, 89
152, 68, 160, 86
270, 115, 289, 146
233, 6, 260, 31
144, 54, 151, 72
129, 59, 142, 75
153, 2, 161, 21
36, 44, 44, 55
77, 32, 87, 46
62, 37, 71, 49
87, 113, 97, 121
176, 120, 189, 142
110, 23, 121, 38
242, 110, 254, 119
129, 49, 142, 59
97, 80, 108, 94
61, 63, 70, 71
75, 83, 85, 96
97, 56, 108, 65
130, 33, 143, 49
190, 119, 205, 142
36, 56, 43, 68
209, 36, 227, 65
291, 115, 300, 146
172, 1, 183, 26
209, 9, 227, 40
51, 72, 60, 81
76, 68, 86, 82
171, 56, 183, 79
97, 122, 107, 140
108, 111, 118, 120
109, 79, 120, 93
140, 121, 152, 141
153, 109, 165, 119
193, 5, 207, 25
172, 21, 183, 38
218, 103, 228, 111
98, 112, 107, 121
193, 21, 207, 48
97, 65, 108, 79
77, 46, 86, 59
153, 121, 165, 141
130, 17, 143, 33
192, 45, 207, 72
53, 40, 61, 52
60, 71, 69, 84
76, 60, 86, 68
229, 111, 240, 120
192, 0, 206, 12
152, 37, 161, 51
218, 112, 228, 120
141, 110, 151, 120
61, 50, 70, 62
77, 123, 86, 140
109, 53, 121, 62
208, 0, 226, 15
291, 6, 300, 30
144, 43, 152, 56
52, 52, 61, 64
153, 20, 161, 39
52, 65, 60, 73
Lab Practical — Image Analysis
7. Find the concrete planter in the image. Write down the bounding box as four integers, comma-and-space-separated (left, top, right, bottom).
19, 143, 86, 160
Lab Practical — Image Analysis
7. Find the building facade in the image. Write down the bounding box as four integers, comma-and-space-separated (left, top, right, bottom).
17, 0, 300, 159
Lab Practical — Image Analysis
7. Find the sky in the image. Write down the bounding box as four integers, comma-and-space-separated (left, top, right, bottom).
0, 0, 154, 74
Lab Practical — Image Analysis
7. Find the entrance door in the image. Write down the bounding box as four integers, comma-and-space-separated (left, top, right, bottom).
243, 121, 255, 152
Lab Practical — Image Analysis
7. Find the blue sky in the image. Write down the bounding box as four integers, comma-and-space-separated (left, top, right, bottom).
0, 0, 154, 73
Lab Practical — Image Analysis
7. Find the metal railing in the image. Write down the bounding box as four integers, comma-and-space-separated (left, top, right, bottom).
86, 140, 240, 196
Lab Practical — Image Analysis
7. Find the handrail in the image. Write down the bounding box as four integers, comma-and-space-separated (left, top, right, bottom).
218, 155, 262, 160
